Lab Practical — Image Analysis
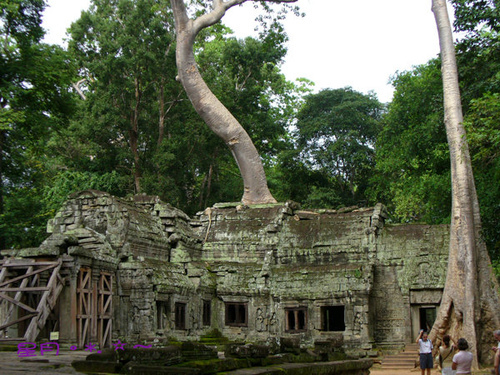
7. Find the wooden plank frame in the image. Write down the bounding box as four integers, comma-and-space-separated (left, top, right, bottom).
0, 259, 64, 342
76, 268, 113, 349
76, 267, 92, 348
97, 272, 112, 348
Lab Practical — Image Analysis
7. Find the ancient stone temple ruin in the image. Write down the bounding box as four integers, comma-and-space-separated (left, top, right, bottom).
0, 190, 449, 356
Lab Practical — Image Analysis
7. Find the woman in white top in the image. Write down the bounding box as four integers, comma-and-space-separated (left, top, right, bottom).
452, 338, 473, 375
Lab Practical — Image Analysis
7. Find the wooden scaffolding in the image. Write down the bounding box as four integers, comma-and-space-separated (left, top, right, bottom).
76, 268, 112, 348
0, 258, 65, 343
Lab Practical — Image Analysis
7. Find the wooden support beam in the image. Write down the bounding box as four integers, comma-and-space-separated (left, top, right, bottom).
0, 313, 37, 331
0, 259, 66, 342
24, 260, 63, 342
1, 265, 34, 329
0, 265, 8, 285
0, 287, 50, 292
0, 263, 59, 288
1, 261, 63, 268
0, 293, 38, 314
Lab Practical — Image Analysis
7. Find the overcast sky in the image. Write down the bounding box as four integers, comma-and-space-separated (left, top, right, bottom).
42, 0, 449, 103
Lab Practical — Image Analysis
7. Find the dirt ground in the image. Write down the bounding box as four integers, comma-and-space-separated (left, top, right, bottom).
0, 349, 87, 374
0, 350, 496, 375
370, 367, 495, 375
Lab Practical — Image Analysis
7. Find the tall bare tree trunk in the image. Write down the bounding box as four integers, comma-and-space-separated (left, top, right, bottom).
130, 77, 142, 194
170, 0, 277, 205
430, 0, 500, 367
0, 130, 4, 249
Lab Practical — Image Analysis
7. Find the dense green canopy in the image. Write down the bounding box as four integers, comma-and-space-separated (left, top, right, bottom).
0, 0, 498, 274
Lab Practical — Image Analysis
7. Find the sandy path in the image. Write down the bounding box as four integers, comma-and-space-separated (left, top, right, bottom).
0, 350, 495, 374
370, 368, 495, 375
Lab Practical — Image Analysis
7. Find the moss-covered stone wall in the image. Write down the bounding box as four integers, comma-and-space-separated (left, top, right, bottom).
1, 191, 450, 356
190, 201, 449, 353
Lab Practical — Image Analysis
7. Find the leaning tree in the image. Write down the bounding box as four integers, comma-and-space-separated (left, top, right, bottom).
170, 0, 297, 205
430, 0, 500, 367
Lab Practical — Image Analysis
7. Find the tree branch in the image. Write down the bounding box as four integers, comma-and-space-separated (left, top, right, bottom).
193, 0, 244, 33
193, 0, 298, 34
72, 79, 88, 100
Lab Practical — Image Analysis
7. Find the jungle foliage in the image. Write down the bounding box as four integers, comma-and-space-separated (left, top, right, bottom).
0, 0, 498, 268
370, 0, 500, 264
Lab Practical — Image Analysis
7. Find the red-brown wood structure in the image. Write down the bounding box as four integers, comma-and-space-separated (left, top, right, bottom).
0, 258, 64, 343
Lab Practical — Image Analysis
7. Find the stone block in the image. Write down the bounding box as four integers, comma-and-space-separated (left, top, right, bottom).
121, 363, 200, 374
72, 360, 122, 374
116, 346, 182, 364
280, 337, 301, 353
228, 343, 270, 358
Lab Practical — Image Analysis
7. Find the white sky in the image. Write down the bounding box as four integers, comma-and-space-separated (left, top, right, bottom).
42, 0, 450, 103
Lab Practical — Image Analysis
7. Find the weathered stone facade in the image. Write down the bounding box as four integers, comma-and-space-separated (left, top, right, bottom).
0, 190, 450, 355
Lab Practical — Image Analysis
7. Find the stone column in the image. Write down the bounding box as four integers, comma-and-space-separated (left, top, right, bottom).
59, 266, 78, 346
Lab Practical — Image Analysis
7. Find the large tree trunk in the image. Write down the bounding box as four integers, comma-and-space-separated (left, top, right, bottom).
430, 0, 500, 367
170, 0, 277, 205
0, 130, 4, 249
130, 77, 142, 194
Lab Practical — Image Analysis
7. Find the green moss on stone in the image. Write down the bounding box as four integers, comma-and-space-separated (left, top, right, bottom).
0, 345, 18, 352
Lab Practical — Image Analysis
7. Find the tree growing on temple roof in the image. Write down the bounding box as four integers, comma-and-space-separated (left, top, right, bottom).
170, 0, 299, 205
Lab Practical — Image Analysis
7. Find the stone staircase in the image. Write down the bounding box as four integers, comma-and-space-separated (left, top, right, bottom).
381, 343, 419, 370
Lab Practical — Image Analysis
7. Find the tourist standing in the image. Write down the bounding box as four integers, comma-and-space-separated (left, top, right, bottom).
417, 330, 434, 375
452, 338, 473, 375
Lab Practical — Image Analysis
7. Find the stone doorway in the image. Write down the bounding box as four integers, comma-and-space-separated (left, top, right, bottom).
411, 304, 438, 340
410, 289, 442, 341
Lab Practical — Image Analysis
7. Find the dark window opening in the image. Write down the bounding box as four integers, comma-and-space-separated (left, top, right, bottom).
285, 307, 307, 332
175, 302, 186, 330
419, 307, 436, 332
321, 306, 345, 331
225, 302, 247, 327
202, 300, 211, 326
